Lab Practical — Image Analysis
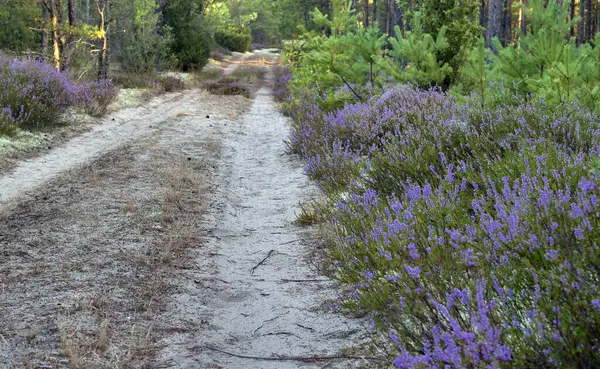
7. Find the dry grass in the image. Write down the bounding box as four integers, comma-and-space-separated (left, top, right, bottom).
192, 65, 223, 85
229, 65, 268, 83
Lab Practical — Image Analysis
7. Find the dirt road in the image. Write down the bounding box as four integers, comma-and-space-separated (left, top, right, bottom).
0, 56, 370, 368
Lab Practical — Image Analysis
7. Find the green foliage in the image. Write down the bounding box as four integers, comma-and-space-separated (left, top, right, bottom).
401, 0, 480, 84
120, 0, 174, 73
0, 1, 40, 53
491, 0, 600, 112
387, 12, 453, 88
214, 27, 251, 52
164, 0, 211, 70
286, 0, 389, 111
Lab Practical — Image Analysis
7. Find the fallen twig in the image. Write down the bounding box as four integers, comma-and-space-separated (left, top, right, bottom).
260, 331, 302, 339
280, 239, 300, 245
250, 249, 274, 275
185, 345, 377, 362
295, 323, 315, 332
251, 311, 289, 336
279, 278, 329, 283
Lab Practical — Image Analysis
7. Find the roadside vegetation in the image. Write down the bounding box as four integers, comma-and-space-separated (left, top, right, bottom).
278, 0, 600, 367
0, 0, 313, 140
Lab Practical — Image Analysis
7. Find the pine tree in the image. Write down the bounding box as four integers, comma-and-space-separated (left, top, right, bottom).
387, 12, 453, 88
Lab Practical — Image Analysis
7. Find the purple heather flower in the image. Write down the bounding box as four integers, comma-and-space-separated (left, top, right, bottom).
404, 265, 421, 279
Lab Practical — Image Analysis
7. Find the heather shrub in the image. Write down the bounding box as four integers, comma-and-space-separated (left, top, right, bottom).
288, 84, 600, 367
203, 77, 251, 98
0, 54, 76, 133
76, 79, 120, 117
273, 65, 292, 104
157, 75, 185, 92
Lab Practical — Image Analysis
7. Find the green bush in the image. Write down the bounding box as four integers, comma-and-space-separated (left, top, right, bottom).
215, 28, 251, 53
163, 0, 211, 71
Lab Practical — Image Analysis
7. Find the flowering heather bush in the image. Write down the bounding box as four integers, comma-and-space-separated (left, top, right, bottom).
289, 86, 600, 367
0, 53, 76, 133
76, 79, 120, 117
273, 65, 292, 104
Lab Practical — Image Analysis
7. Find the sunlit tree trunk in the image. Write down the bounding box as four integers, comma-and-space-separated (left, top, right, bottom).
49, 0, 61, 70
570, 0, 575, 37
96, 0, 110, 80
520, 0, 527, 35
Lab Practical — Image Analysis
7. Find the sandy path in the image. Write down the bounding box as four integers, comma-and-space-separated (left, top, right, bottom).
156, 82, 370, 368
0, 58, 371, 368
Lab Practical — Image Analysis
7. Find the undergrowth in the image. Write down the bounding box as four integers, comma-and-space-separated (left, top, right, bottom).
281, 1, 600, 366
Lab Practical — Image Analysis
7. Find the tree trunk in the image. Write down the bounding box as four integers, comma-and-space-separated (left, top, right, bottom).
60, 0, 76, 72
97, 0, 110, 80
41, 2, 49, 60
570, 0, 575, 37
501, 0, 513, 45
520, 0, 527, 35
48, 0, 61, 70
363, 0, 369, 27
373, 0, 377, 27
487, 0, 502, 48
586, 0, 592, 42
578, 0, 584, 44
597, 1, 600, 36
480, 0, 486, 28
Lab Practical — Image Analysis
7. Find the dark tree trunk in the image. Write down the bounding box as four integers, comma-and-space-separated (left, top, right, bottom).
373, 0, 377, 27
487, 0, 502, 48
586, 0, 592, 41
503, 0, 512, 45
68, 0, 75, 26
480, 0, 486, 28
363, 0, 369, 27
60, 0, 76, 72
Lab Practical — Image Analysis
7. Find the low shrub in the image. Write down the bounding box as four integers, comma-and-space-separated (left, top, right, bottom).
215, 28, 251, 53
210, 49, 226, 62
203, 77, 251, 98
288, 85, 600, 368
76, 79, 120, 117
273, 65, 292, 105
157, 75, 185, 92
228, 65, 267, 83
112, 73, 161, 90
0, 53, 76, 133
